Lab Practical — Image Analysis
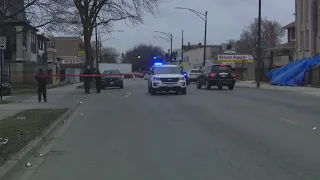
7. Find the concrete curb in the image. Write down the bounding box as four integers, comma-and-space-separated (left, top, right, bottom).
235, 85, 320, 97
235, 85, 293, 92
0, 102, 81, 180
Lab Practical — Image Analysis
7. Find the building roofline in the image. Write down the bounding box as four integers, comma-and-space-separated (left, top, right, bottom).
283, 21, 295, 29
37, 34, 50, 41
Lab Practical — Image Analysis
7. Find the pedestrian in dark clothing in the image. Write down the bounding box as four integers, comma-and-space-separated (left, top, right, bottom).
94, 70, 101, 93
83, 66, 93, 94
35, 68, 47, 102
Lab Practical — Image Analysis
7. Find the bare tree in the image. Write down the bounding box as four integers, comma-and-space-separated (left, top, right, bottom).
47, 0, 162, 67
220, 39, 237, 52
123, 43, 163, 71
240, 17, 285, 81
100, 47, 118, 63
0, 0, 64, 34
239, 17, 285, 59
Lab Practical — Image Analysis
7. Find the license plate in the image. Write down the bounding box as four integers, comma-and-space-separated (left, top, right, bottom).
167, 85, 173, 87
110, 82, 114, 84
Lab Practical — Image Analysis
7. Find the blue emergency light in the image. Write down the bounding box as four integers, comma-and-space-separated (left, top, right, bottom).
154, 62, 163, 66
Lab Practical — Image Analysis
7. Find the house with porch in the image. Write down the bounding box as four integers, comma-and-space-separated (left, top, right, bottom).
265, 21, 296, 69
1, 2, 59, 86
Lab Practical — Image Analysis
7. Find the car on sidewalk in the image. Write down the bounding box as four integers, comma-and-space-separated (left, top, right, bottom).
188, 69, 202, 83
101, 70, 124, 89
148, 63, 187, 95
196, 64, 236, 90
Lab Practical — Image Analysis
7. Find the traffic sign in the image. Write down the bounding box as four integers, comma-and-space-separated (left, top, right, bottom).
0, 37, 6, 50
180, 62, 184, 67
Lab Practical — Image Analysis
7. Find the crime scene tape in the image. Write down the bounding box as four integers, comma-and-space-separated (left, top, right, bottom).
6, 73, 146, 79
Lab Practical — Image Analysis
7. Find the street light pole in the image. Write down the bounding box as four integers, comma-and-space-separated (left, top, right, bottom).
154, 31, 173, 62
175, 7, 208, 67
256, 0, 262, 88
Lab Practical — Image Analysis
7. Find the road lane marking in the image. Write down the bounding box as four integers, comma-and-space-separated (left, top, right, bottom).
279, 118, 300, 125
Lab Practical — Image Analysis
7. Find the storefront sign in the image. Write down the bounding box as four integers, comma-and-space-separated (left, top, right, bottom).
218, 55, 254, 63
60, 60, 84, 64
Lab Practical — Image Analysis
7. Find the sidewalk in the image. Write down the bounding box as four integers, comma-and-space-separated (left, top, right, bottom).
236, 81, 320, 96
0, 83, 82, 121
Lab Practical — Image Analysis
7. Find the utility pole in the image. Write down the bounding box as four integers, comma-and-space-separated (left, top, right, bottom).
256, 0, 262, 88
181, 30, 184, 70
95, 26, 99, 70
170, 34, 173, 62
203, 11, 208, 67
98, 31, 101, 68
0, 49, 3, 100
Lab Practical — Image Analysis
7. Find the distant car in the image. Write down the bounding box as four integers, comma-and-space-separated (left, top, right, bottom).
196, 64, 236, 90
144, 73, 149, 80
0, 82, 12, 95
101, 70, 124, 89
188, 69, 202, 83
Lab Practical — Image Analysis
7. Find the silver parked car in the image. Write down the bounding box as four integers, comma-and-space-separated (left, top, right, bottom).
188, 69, 202, 83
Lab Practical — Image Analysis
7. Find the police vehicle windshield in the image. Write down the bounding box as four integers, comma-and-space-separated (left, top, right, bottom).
154, 66, 181, 74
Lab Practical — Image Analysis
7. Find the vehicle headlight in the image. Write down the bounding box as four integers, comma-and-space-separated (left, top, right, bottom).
179, 77, 185, 80
153, 78, 160, 81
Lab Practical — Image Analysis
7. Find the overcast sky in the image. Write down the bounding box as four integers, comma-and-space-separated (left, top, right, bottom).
100, 0, 295, 54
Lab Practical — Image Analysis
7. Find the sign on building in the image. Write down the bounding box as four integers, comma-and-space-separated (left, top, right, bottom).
217, 54, 254, 63
78, 50, 85, 59
0, 37, 6, 50
60, 59, 84, 64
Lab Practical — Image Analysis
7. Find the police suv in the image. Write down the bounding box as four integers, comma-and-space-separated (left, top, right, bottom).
148, 63, 187, 95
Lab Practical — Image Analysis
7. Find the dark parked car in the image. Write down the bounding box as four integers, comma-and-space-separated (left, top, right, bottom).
0, 82, 12, 95
196, 64, 236, 90
101, 70, 124, 89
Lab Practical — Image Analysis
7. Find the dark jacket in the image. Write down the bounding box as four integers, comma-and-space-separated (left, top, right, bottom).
83, 69, 93, 82
94, 72, 101, 82
35, 71, 47, 88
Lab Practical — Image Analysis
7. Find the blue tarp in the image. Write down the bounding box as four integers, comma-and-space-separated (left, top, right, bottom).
266, 55, 320, 86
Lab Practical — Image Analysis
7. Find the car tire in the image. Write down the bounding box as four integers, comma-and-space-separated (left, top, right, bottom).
205, 80, 211, 89
150, 87, 156, 95
218, 86, 223, 90
196, 80, 202, 89
120, 84, 124, 89
181, 88, 187, 95
228, 85, 234, 90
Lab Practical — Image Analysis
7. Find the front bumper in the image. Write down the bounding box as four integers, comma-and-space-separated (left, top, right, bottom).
151, 80, 186, 90
208, 79, 236, 86
188, 76, 198, 81
101, 80, 123, 87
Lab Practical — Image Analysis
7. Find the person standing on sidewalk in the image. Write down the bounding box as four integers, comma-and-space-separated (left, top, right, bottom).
35, 68, 47, 102
94, 70, 101, 93
83, 66, 93, 94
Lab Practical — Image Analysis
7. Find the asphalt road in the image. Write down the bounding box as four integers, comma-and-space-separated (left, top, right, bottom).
16, 79, 320, 180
